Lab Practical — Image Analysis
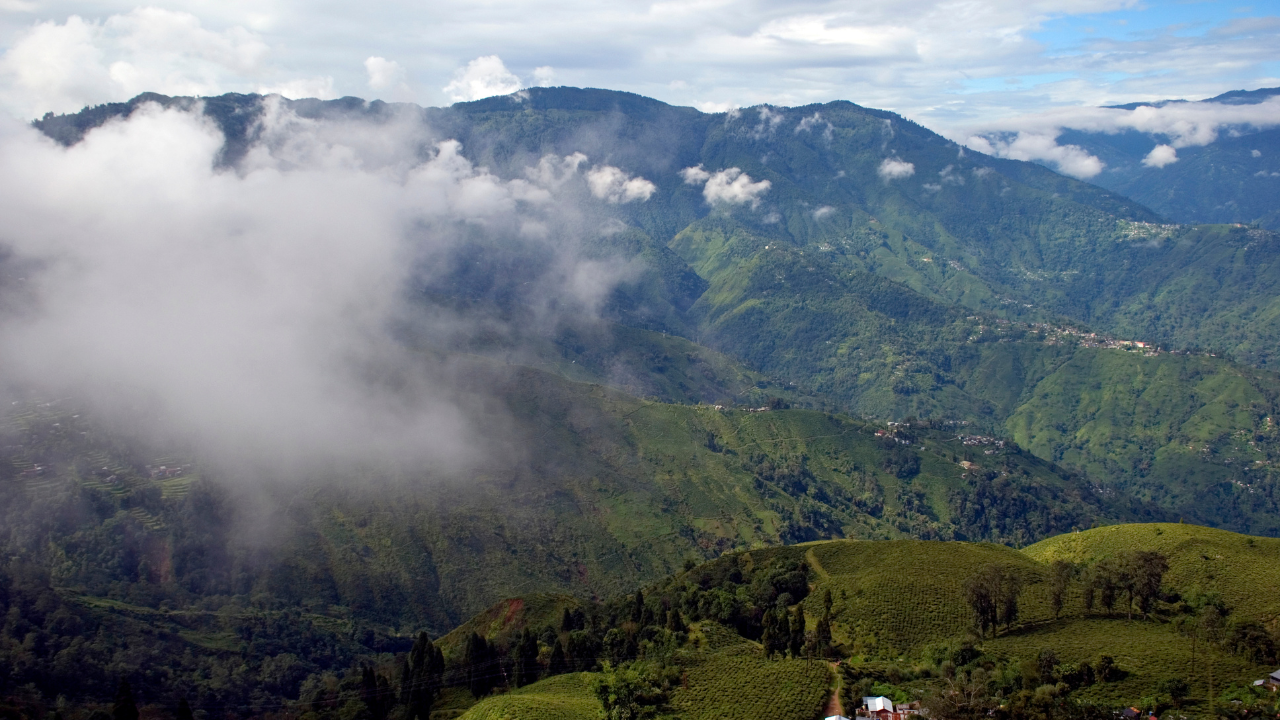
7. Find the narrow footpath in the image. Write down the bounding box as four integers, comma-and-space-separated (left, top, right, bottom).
823, 661, 844, 719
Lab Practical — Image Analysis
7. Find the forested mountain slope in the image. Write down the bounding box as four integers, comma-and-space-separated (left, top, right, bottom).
26, 87, 1280, 535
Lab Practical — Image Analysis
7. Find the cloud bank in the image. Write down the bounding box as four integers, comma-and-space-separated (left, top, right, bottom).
0, 100, 645, 478
964, 97, 1280, 178
0, 9, 333, 119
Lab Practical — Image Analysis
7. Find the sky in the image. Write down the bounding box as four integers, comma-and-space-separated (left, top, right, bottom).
0, 0, 1276, 135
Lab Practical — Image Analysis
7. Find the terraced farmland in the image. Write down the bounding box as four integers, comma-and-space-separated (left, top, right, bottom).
458, 673, 600, 720
669, 646, 833, 720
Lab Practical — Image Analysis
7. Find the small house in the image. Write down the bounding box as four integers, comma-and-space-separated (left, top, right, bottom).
864, 697, 894, 713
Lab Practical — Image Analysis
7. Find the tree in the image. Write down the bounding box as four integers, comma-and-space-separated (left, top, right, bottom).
999, 571, 1023, 632
176, 699, 194, 720
1049, 560, 1072, 619
922, 669, 997, 720
665, 609, 686, 634
549, 639, 569, 676
403, 632, 443, 720
1086, 561, 1119, 616
761, 610, 781, 658
965, 568, 998, 638
632, 590, 645, 624
592, 662, 669, 720
789, 605, 805, 658
815, 606, 833, 657
112, 679, 139, 720
965, 565, 1023, 637
463, 632, 495, 698
1130, 551, 1168, 619
513, 629, 540, 687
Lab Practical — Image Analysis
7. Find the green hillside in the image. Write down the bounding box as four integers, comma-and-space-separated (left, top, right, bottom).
453, 526, 1280, 719
1025, 523, 1280, 622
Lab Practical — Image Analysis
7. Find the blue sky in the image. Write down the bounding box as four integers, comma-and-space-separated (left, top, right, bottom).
0, 0, 1275, 134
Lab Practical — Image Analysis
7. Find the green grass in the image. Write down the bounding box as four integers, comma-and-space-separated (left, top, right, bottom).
458, 673, 600, 720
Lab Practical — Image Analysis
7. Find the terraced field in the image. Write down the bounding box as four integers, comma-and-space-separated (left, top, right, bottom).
669, 645, 833, 720
458, 673, 600, 720
801, 539, 1053, 654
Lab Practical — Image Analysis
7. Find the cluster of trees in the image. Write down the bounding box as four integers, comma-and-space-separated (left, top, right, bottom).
964, 551, 1171, 638
964, 565, 1024, 638
1081, 550, 1170, 620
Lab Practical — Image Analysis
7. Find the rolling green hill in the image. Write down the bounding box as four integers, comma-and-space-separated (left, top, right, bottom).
455, 525, 1280, 719
1024, 522, 1280, 623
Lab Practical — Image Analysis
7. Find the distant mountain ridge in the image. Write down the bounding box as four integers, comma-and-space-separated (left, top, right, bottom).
1048, 86, 1280, 229
26, 87, 1280, 537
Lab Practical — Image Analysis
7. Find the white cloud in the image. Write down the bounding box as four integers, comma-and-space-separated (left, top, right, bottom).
964, 132, 1104, 179
1142, 144, 1178, 168
442, 55, 522, 103
679, 164, 712, 184
878, 157, 915, 180
965, 97, 1280, 177
585, 164, 656, 203
0, 1, 1274, 128
0, 9, 285, 118
696, 101, 738, 113
1253, 149, 1263, 158
795, 111, 834, 141
532, 66, 556, 86
364, 56, 405, 92
681, 165, 771, 207
257, 76, 336, 100
0, 101, 636, 476
812, 205, 835, 218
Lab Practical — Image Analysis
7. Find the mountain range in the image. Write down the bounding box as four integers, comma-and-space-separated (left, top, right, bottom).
3, 85, 1280, 717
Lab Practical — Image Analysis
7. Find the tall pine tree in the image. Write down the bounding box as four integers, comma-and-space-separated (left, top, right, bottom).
403, 632, 443, 720
112, 679, 138, 720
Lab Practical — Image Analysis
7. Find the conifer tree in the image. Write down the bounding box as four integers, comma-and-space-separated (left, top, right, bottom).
549, 639, 569, 676
789, 605, 805, 658
404, 632, 443, 720
513, 629, 540, 687
176, 700, 194, 720
666, 608, 686, 633
112, 679, 139, 720
815, 607, 833, 657
761, 610, 780, 659
463, 632, 493, 698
